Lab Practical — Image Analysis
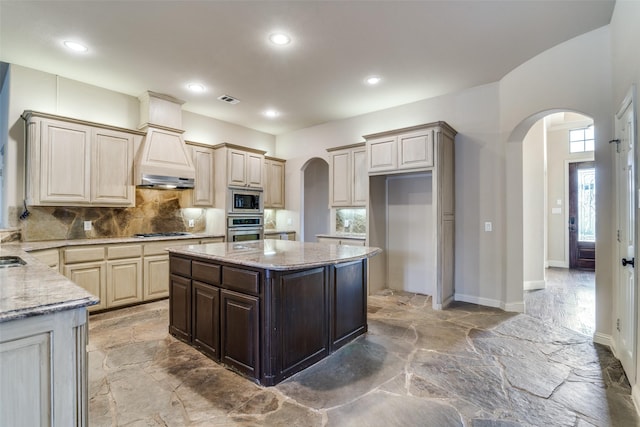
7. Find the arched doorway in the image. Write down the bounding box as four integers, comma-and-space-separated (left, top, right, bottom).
521, 111, 596, 336
301, 157, 329, 242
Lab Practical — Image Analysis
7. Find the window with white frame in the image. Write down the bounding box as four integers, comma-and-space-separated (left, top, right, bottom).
569, 126, 594, 153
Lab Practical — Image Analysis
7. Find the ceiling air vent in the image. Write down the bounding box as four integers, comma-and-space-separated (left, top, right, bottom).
217, 94, 240, 105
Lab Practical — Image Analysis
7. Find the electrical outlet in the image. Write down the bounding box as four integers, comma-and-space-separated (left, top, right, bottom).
84, 221, 92, 231
287, 217, 292, 226
188, 219, 195, 228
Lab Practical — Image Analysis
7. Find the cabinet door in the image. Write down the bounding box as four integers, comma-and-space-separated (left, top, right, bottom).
64, 261, 107, 311
398, 129, 434, 170
106, 259, 142, 308
221, 290, 259, 378
246, 153, 264, 188
352, 147, 368, 206
39, 119, 92, 204
0, 332, 51, 426
169, 274, 191, 342
330, 150, 351, 206
91, 128, 134, 206
192, 146, 215, 207
227, 149, 247, 186
192, 281, 220, 360
367, 136, 397, 173
265, 159, 285, 208
144, 255, 170, 300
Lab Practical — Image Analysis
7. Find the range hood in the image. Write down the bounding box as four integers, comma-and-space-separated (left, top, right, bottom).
135, 91, 195, 189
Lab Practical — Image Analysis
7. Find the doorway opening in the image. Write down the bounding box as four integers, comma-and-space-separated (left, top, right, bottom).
522, 111, 596, 337
301, 157, 329, 242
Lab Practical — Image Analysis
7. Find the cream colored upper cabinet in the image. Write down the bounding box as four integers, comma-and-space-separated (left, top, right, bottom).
352, 146, 368, 206
218, 145, 265, 188
264, 157, 286, 209
92, 128, 135, 205
367, 135, 397, 173
365, 122, 445, 176
327, 143, 367, 207
189, 143, 215, 207
39, 119, 92, 204
398, 129, 434, 170
24, 111, 141, 206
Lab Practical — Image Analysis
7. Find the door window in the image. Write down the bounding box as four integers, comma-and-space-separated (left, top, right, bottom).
577, 168, 596, 242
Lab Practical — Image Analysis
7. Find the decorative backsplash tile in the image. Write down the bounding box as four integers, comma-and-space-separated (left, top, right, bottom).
17, 189, 206, 241
336, 208, 366, 234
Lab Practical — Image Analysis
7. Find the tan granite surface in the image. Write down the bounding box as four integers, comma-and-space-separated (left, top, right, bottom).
0, 246, 98, 322
168, 240, 381, 271
17, 188, 204, 241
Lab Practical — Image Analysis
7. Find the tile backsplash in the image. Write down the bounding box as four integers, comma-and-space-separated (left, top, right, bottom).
17, 189, 206, 241
335, 208, 366, 234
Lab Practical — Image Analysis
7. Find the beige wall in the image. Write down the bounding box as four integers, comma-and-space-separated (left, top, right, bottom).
522, 120, 546, 290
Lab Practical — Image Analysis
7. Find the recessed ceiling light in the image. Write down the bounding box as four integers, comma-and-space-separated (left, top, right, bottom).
366, 76, 382, 85
264, 109, 280, 118
269, 33, 291, 45
63, 41, 88, 52
187, 83, 205, 93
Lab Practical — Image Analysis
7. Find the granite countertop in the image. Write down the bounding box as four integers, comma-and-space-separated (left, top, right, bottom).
169, 240, 381, 271
0, 246, 99, 322
1, 233, 225, 323
316, 233, 366, 240
19, 232, 225, 251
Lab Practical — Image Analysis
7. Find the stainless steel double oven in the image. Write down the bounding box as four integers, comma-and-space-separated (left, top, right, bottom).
226, 187, 264, 242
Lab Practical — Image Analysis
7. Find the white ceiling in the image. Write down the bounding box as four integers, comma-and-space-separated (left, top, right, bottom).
0, 1, 614, 135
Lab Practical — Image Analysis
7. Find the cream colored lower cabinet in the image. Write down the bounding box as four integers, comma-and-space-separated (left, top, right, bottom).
0, 308, 89, 426
29, 248, 60, 271
64, 260, 107, 312
107, 259, 143, 307
106, 244, 143, 307
143, 255, 170, 300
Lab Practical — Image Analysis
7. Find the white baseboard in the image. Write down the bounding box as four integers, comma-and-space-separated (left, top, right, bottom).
593, 332, 613, 348
454, 294, 524, 313
524, 280, 546, 291
504, 301, 525, 313
632, 386, 640, 416
547, 260, 569, 268
455, 293, 502, 308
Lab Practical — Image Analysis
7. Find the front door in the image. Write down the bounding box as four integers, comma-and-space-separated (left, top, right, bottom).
615, 91, 636, 383
569, 161, 596, 270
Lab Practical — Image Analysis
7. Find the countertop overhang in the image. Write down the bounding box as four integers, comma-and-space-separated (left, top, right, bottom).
168, 240, 381, 271
0, 246, 98, 322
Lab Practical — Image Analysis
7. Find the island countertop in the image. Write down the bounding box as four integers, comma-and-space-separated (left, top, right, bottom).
0, 246, 98, 322
168, 239, 381, 271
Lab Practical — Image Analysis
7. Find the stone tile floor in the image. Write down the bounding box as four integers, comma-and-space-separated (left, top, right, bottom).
88, 291, 640, 426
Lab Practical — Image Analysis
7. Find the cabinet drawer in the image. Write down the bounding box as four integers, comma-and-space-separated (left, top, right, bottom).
222, 266, 260, 295
192, 261, 221, 285
170, 256, 191, 277
144, 239, 201, 256
107, 244, 142, 259
64, 246, 105, 264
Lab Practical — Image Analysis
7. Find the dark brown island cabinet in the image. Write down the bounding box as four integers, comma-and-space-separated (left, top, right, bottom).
167, 240, 381, 386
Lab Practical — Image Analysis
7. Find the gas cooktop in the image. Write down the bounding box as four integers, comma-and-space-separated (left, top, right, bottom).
134, 232, 192, 238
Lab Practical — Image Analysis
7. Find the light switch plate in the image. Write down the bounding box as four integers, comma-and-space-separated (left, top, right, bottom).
188, 219, 195, 228
84, 221, 92, 231
484, 222, 492, 232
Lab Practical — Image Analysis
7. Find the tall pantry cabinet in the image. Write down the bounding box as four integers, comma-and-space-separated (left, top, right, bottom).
364, 122, 456, 309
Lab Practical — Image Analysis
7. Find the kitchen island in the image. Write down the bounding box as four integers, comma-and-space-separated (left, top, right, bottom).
0, 246, 98, 426
168, 239, 381, 386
